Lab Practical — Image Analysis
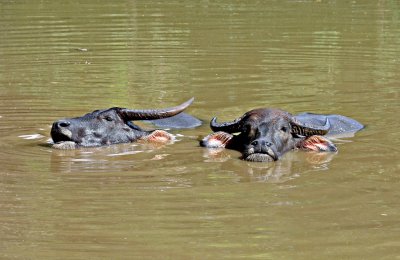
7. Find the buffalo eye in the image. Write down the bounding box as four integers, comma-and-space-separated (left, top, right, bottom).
104, 116, 113, 121
243, 124, 252, 134
280, 126, 288, 133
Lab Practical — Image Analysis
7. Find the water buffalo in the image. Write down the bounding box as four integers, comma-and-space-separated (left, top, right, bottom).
200, 108, 363, 162
51, 98, 197, 149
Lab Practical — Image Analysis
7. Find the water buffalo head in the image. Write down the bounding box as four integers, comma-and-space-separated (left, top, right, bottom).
201, 108, 337, 162
51, 98, 194, 149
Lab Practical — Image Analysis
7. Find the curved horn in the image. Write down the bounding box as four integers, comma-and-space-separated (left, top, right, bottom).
120, 97, 194, 120
210, 115, 244, 133
290, 116, 330, 136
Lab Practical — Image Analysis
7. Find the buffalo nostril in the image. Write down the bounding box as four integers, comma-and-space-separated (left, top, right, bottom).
58, 121, 70, 128
251, 140, 258, 146
265, 141, 272, 147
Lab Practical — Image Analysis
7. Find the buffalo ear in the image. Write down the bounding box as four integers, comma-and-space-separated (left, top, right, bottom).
200, 131, 234, 148
140, 130, 175, 144
296, 135, 337, 152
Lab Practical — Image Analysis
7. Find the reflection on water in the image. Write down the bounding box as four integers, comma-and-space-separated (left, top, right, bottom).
1, 0, 400, 259
203, 147, 336, 183
48, 141, 173, 173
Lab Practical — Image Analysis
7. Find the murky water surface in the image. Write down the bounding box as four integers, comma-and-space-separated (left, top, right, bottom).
1, 1, 399, 259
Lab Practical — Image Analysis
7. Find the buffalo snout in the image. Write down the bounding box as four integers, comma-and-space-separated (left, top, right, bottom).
244, 137, 278, 162
250, 139, 273, 148
51, 119, 74, 143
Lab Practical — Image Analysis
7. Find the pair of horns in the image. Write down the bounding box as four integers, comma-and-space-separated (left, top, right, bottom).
119, 97, 194, 120
210, 112, 330, 136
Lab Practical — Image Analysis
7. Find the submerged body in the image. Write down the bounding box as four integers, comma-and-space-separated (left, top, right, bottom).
147, 112, 202, 129
294, 112, 364, 137
51, 98, 199, 149
200, 108, 363, 162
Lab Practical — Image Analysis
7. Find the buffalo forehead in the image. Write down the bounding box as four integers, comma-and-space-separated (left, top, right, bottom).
246, 109, 291, 127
